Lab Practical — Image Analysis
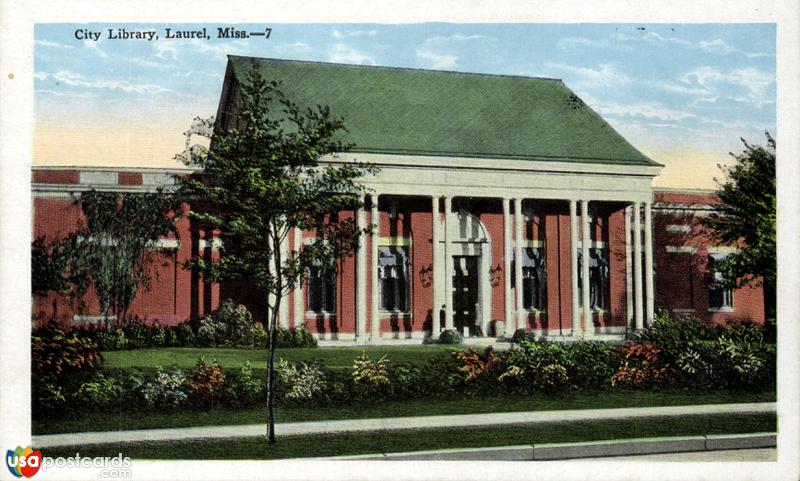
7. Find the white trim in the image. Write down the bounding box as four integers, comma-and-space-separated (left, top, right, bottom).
666, 246, 697, 254
665, 224, 692, 234
198, 238, 222, 250
379, 236, 412, 246
707, 246, 740, 254
671, 308, 696, 313
72, 315, 116, 324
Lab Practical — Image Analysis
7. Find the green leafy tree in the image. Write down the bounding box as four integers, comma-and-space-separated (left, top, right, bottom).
32, 235, 88, 296
176, 70, 376, 444
705, 132, 776, 319
76, 190, 180, 322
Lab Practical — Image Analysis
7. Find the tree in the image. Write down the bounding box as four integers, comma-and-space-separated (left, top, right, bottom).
32, 191, 179, 323
176, 70, 376, 444
704, 132, 776, 319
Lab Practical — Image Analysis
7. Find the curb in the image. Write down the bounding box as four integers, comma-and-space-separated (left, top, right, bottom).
311, 433, 776, 461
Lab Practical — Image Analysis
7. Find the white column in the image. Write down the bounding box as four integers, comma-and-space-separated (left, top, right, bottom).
569, 200, 581, 336
279, 225, 289, 328
625, 206, 633, 325
370, 194, 380, 339
513, 198, 524, 331
356, 194, 367, 339
581, 200, 592, 337
644, 201, 655, 326
443, 196, 454, 330
431, 196, 441, 335
293, 227, 304, 328
633, 202, 644, 331
502, 198, 514, 337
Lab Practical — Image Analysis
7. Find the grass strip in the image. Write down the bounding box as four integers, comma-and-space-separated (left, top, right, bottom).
34, 389, 775, 435
40, 413, 776, 460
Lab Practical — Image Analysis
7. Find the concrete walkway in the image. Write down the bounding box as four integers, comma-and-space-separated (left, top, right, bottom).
33, 402, 775, 449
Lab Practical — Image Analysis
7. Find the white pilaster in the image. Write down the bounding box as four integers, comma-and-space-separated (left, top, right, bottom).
502, 198, 514, 337
581, 200, 592, 337
444, 196, 454, 330
431, 196, 441, 335
370, 194, 380, 339
633, 202, 644, 331
513, 198, 524, 331
644, 201, 655, 326
356, 195, 367, 339
625, 205, 633, 325
569, 200, 581, 336
279, 225, 289, 328
293, 227, 304, 328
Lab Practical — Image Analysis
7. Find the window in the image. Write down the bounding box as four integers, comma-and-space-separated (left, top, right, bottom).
520, 248, 546, 310
707, 253, 733, 311
307, 262, 336, 313
578, 248, 609, 310
379, 246, 409, 311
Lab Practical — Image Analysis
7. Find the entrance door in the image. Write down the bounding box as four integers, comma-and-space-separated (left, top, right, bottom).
452, 255, 479, 335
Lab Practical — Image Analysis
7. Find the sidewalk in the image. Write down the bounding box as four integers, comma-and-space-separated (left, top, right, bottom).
33, 402, 775, 449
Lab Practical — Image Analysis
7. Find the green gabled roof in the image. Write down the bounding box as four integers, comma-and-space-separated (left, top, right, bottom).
224, 56, 659, 166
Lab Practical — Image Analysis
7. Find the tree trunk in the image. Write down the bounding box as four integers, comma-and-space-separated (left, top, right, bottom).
266, 230, 283, 444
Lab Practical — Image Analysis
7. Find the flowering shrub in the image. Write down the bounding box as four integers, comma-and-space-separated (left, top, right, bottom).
715, 335, 767, 388
276, 359, 327, 403
352, 353, 391, 387
189, 357, 226, 408
135, 367, 188, 408
252, 322, 268, 348
611, 342, 678, 389
675, 344, 717, 388
175, 322, 196, 347
534, 364, 570, 391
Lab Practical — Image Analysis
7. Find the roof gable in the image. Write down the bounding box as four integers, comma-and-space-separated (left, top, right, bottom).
222, 56, 659, 166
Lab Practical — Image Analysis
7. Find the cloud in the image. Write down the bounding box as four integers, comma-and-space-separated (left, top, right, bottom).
592, 101, 695, 121
35, 39, 73, 49
328, 43, 375, 65
545, 63, 630, 88
613, 30, 772, 59
83, 40, 109, 59
332, 29, 378, 39
415, 34, 490, 70
680, 66, 774, 105
38, 70, 171, 96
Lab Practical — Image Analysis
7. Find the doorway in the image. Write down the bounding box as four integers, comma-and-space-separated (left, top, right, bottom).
452, 255, 479, 335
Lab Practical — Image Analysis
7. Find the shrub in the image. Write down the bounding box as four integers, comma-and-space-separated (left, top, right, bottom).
438, 329, 463, 345
637, 311, 715, 363
388, 363, 422, 399
134, 367, 188, 408
33, 381, 67, 415
175, 322, 196, 347
196, 316, 226, 347
214, 300, 253, 347
32, 326, 102, 379
122, 317, 149, 349
714, 334, 769, 388
73, 374, 124, 411
567, 341, 616, 389
276, 359, 327, 403
164, 327, 180, 347
511, 329, 537, 344
224, 361, 265, 407
675, 342, 717, 388
500, 341, 572, 392
149, 321, 167, 347
292, 324, 317, 348
276, 327, 293, 348
252, 322, 268, 348
611, 342, 678, 389
352, 353, 391, 395
455, 347, 499, 383
189, 357, 226, 408
534, 364, 570, 391
94, 330, 118, 351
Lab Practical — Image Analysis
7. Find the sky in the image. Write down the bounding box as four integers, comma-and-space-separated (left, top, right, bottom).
33, 23, 776, 189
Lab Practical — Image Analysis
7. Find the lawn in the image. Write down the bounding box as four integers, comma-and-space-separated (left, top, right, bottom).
41, 413, 776, 460
100, 345, 460, 371
33, 389, 775, 435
